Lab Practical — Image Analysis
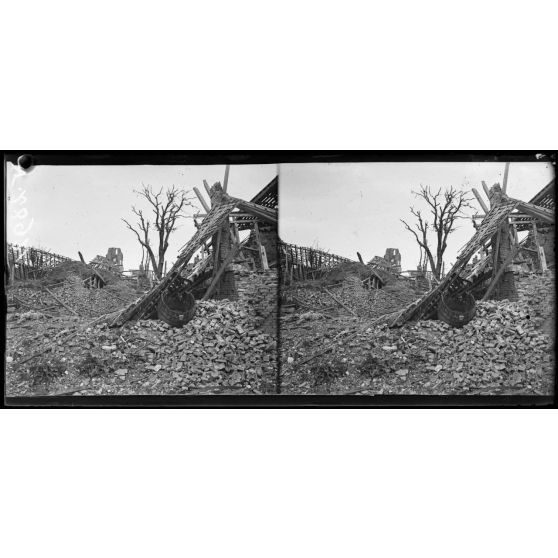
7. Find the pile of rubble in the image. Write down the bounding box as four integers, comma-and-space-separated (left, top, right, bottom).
285, 274, 420, 319
280, 272, 555, 395
236, 268, 278, 333
6, 298, 277, 396
44, 260, 120, 285
8, 275, 140, 318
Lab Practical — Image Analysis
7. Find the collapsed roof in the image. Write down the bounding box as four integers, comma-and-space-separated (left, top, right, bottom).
390, 185, 555, 327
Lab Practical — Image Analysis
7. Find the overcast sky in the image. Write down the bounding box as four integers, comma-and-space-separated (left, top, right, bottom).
6, 163, 277, 270
279, 162, 554, 271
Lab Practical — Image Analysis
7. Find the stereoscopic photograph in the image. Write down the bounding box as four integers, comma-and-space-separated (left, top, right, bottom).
279, 161, 555, 396
6, 158, 278, 397
4, 154, 556, 403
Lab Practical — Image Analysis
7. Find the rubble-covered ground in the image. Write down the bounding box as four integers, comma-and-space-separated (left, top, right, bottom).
6, 272, 277, 397
283, 272, 424, 320
279, 271, 555, 395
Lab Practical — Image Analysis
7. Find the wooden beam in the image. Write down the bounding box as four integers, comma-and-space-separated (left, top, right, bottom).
492, 229, 501, 279
502, 162, 510, 194
212, 229, 222, 274
194, 187, 211, 213
195, 212, 261, 219
234, 200, 278, 225
481, 181, 491, 199
223, 165, 230, 193
515, 201, 554, 224
203, 179, 212, 199
471, 188, 489, 214
357, 252, 364, 264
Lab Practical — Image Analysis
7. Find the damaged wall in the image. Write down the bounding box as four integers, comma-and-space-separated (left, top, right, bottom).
236, 268, 278, 335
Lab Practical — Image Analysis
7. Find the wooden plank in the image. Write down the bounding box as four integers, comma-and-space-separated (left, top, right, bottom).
194, 187, 211, 213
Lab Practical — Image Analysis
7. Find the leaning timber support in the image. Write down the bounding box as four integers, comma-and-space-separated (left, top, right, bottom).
202, 242, 241, 301
472, 188, 489, 214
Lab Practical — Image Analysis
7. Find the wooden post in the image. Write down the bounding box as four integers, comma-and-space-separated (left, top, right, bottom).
502, 162, 510, 194
213, 229, 222, 272
260, 245, 269, 271
481, 180, 491, 199
531, 223, 548, 272
492, 230, 501, 279
223, 165, 230, 193
254, 223, 265, 270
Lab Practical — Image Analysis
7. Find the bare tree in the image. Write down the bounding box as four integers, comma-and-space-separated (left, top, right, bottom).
122, 184, 194, 279
401, 185, 473, 279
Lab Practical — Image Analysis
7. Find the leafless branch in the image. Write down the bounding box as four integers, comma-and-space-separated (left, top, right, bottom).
123, 184, 194, 278
402, 185, 473, 279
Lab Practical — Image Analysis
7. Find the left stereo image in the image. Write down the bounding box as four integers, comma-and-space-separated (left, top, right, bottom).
5, 158, 279, 397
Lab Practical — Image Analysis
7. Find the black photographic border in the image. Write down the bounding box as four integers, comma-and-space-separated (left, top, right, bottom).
3, 150, 556, 408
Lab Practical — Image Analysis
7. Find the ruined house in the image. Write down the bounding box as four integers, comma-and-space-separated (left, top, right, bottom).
108, 176, 279, 330
106, 247, 124, 272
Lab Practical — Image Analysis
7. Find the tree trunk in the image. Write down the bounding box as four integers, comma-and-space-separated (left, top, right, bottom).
145, 245, 160, 280
425, 248, 438, 279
